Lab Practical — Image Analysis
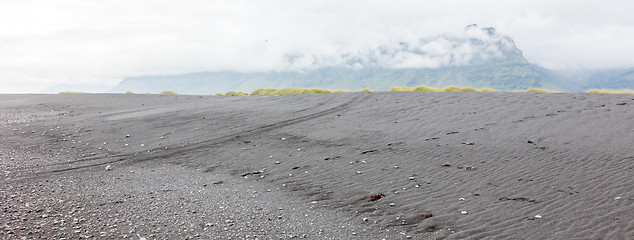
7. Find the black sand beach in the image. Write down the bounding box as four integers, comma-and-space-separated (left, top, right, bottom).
1, 92, 633, 239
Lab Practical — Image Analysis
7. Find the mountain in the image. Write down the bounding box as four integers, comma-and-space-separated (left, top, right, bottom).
581, 68, 634, 90
109, 25, 631, 94
537, 68, 634, 92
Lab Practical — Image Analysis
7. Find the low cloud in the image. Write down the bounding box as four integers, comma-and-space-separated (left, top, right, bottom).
280, 25, 515, 70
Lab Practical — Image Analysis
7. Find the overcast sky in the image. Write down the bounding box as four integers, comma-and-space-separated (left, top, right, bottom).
1, 0, 634, 93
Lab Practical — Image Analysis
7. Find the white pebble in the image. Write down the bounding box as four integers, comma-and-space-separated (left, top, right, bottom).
461, 211, 468, 215
105, 165, 112, 171
535, 215, 542, 219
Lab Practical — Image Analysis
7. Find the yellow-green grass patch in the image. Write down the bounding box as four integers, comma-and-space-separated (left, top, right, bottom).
251, 88, 347, 96
391, 85, 496, 92
159, 91, 178, 95
585, 89, 634, 94
225, 91, 249, 96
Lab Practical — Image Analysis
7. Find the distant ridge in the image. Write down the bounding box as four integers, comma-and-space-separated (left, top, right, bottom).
109, 25, 632, 95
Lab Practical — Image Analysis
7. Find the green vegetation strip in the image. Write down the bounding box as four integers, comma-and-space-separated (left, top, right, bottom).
586, 89, 634, 94
81, 86, 634, 96
389, 85, 496, 92
250, 88, 352, 96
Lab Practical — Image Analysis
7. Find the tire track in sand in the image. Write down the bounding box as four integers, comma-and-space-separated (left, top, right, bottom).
17, 94, 367, 178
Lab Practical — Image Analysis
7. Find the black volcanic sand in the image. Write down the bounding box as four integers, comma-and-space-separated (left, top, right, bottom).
1, 92, 633, 239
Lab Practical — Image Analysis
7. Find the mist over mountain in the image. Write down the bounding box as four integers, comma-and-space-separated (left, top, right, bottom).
110, 25, 632, 94
581, 68, 634, 90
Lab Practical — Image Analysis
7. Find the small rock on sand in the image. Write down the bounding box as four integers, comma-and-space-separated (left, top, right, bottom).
105, 165, 112, 171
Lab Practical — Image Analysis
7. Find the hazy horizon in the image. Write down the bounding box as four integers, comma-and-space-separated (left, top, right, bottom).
2, 0, 634, 93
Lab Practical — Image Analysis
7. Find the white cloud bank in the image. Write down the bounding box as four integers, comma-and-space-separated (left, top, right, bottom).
279, 25, 518, 70
1, 0, 634, 93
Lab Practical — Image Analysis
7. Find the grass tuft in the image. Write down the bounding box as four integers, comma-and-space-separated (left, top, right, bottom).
159, 91, 178, 95
250, 88, 280, 96
390, 86, 415, 92
442, 86, 463, 92
125, 91, 134, 94
332, 89, 352, 93
460, 87, 478, 92
413, 86, 439, 92
391, 85, 496, 92
225, 91, 249, 96
251, 88, 347, 96
585, 89, 634, 94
